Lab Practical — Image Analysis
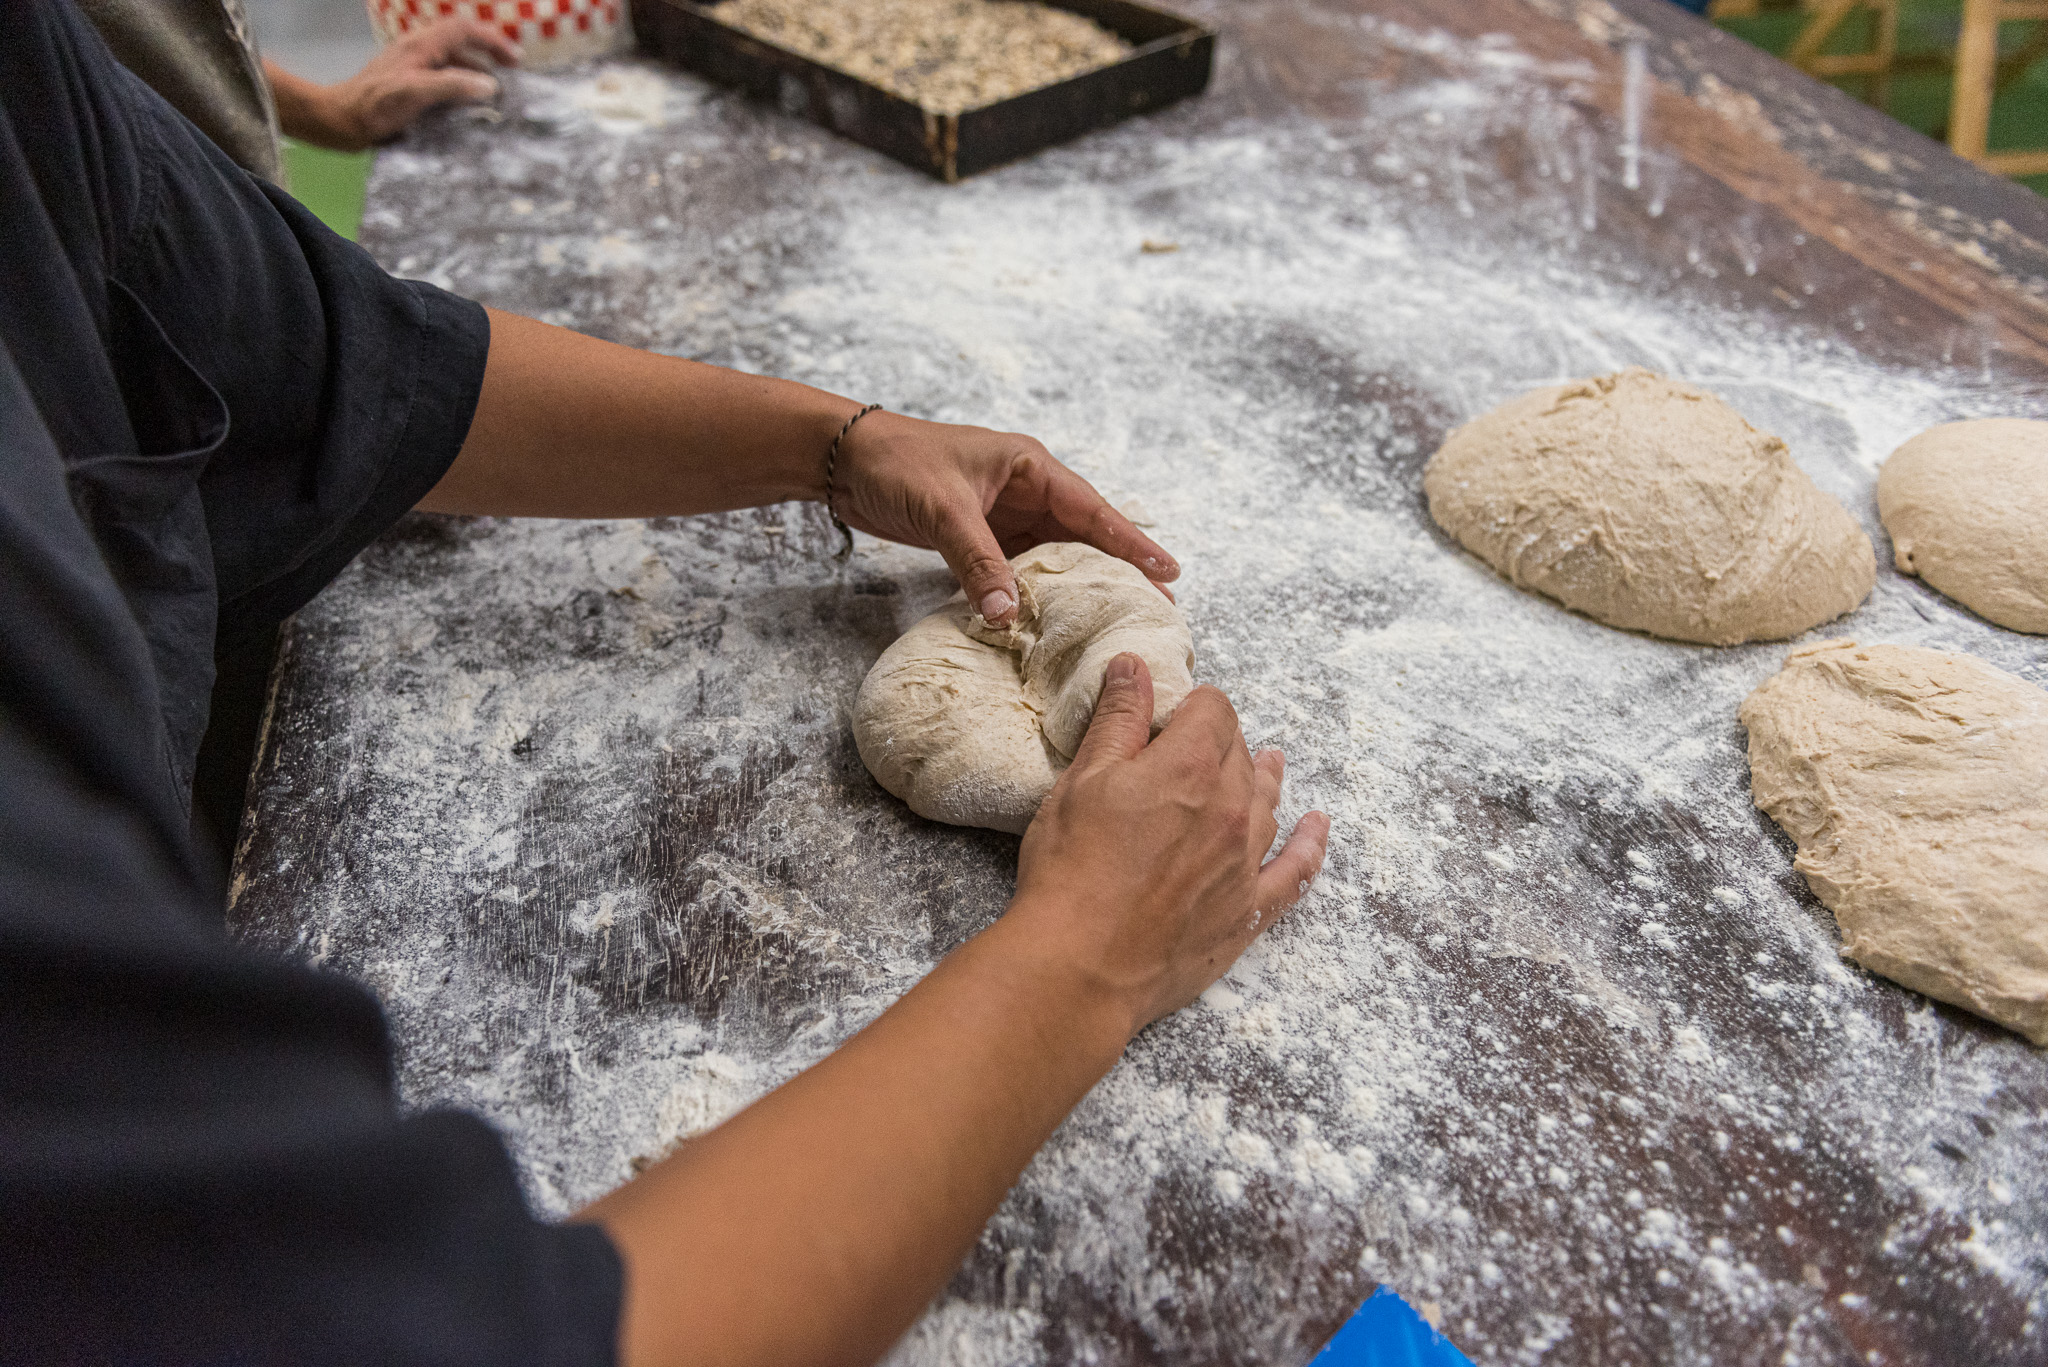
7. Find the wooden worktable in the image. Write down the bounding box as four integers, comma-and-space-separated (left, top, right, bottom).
232, 2, 2048, 1362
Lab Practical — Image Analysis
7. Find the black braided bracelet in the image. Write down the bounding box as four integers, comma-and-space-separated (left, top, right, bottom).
824, 402, 883, 560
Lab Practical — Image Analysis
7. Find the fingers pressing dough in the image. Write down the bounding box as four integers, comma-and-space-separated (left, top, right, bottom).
1740, 640, 2048, 1044
1878, 418, 2048, 635
1424, 368, 1874, 646
853, 542, 1194, 834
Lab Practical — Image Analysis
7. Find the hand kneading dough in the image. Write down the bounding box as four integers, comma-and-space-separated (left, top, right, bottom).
1878, 418, 2048, 634
853, 543, 1194, 834
1423, 367, 1874, 645
1740, 639, 2048, 1043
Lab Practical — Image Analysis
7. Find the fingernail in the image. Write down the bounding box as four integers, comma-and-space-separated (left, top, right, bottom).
979, 588, 1015, 621
1106, 653, 1138, 684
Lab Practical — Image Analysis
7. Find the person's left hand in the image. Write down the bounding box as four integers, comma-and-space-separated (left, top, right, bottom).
830, 410, 1179, 627
273, 20, 521, 152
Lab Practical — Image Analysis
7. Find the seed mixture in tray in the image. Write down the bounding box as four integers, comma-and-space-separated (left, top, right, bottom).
711, 0, 1134, 114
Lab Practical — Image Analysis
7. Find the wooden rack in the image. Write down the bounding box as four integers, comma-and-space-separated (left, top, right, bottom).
1953, 0, 2048, 174
1710, 0, 2048, 178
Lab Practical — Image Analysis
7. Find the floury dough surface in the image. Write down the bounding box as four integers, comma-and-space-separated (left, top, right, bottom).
1878, 418, 2048, 634
1424, 368, 1875, 645
1740, 641, 2048, 1044
232, 12, 2048, 1366
852, 542, 1193, 833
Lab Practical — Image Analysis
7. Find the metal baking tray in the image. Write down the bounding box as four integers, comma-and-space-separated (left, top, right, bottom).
635, 0, 1216, 181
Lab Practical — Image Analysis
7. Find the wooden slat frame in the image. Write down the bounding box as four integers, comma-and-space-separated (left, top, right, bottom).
1949, 0, 2048, 173
1788, 0, 1898, 104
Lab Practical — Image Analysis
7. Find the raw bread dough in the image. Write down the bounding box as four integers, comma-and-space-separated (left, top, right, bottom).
1740, 639, 2048, 1044
1423, 367, 1875, 645
853, 542, 1194, 834
1878, 418, 2048, 634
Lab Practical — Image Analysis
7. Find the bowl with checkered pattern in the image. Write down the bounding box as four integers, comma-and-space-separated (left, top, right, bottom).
367, 0, 631, 68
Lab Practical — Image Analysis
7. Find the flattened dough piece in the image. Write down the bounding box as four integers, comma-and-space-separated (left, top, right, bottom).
1740, 639, 2048, 1043
1423, 367, 1874, 645
853, 542, 1193, 834
1878, 418, 2048, 634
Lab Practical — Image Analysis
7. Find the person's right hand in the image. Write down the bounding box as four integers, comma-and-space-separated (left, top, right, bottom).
582, 656, 1325, 1367
1009, 655, 1330, 1038
271, 20, 521, 152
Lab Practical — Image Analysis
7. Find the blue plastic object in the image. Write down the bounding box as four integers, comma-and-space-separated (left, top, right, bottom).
1307, 1288, 1476, 1367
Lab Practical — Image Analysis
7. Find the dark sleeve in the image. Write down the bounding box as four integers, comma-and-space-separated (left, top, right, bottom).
121, 96, 493, 655
0, 4, 622, 1360
0, 342, 622, 1365
1, 0, 489, 790
6, 0, 490, 659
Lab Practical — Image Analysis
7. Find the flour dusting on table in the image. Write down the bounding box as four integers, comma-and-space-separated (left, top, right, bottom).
237, 8, 2048, 1364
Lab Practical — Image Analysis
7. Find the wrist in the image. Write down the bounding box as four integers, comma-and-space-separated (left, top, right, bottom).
978, 894, 1146, 1056
266, 64, 357, 150
745, 380, 865, 506
314, 84, 371, 152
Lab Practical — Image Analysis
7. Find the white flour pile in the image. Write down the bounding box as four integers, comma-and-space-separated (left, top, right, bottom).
259, 7, 2048, 1364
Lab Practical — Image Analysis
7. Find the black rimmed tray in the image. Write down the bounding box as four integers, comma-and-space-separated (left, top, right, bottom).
635, 0, 1215, 181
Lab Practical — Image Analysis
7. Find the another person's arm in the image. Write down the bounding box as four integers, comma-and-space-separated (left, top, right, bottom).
422, 308, 1181, 627
578, 660, 1330, 1367
266, 20, 517, 152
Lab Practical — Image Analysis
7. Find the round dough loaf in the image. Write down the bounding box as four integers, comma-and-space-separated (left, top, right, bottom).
1423, 368, 1875, 645
1878, 418, 2048, 634
1739, 639, 2048, 1044
853, 542, 1194, 834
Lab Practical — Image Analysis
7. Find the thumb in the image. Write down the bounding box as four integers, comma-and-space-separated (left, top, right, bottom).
1069, 654, 1155, 769
937, 500, 1021, 628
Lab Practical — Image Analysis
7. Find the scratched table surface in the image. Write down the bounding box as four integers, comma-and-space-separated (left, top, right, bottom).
231, 1, 2048, 1362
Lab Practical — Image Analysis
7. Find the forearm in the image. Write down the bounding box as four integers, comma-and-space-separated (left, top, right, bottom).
577, 899, 1133, 1367
264, 60, 354, 149
420, 308, 862, 519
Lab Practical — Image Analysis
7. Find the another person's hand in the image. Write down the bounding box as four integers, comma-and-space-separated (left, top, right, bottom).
265, 20, 520, 153
832, 410, 1178, 627
1009, 655, 1330, 1037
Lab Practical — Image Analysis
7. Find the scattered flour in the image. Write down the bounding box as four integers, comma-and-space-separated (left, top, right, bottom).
244, 8, 2048, 1365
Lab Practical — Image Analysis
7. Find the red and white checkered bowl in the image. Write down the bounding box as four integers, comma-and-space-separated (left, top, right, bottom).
367, 0, 631, 68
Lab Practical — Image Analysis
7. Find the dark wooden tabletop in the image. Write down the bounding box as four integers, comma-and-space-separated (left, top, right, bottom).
232, 2, 2048, 1363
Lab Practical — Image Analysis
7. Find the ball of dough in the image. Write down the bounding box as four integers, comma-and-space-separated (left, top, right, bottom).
853, 542, 1194, 834
1423, 368, 1875, 645
1740, 639, 2048, 1044
1878, 418, 2048, 634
